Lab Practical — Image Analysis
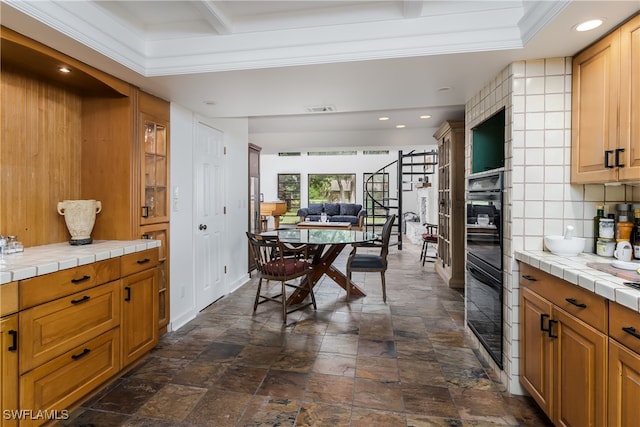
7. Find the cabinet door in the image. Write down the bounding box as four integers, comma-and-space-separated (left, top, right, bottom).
141, 115, 169, 225
121, 268, 158, 367
571, 30, 620, 184
141, 224, 170, 333
1, 315, 18, 427
608, 339, 640, 427
520, 287, 554, 417
554, 308, 607, 427
619, 14, 640, 181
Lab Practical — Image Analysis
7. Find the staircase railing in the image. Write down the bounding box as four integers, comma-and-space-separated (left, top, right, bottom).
363, 150, 438, 249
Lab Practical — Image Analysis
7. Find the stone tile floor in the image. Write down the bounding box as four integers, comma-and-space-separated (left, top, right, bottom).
59, 241, 552, 426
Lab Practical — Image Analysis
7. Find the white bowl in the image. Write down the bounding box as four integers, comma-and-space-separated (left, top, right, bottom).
544, 235, 587, 256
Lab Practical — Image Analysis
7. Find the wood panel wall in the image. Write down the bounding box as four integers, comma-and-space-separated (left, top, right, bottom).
1, 67, 83, 246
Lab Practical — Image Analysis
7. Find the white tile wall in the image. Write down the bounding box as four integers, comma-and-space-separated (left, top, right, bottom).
464, 57, 639, 394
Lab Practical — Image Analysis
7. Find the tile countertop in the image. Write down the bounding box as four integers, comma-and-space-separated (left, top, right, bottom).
515, 250, 640, 314
0, 239, 161, 285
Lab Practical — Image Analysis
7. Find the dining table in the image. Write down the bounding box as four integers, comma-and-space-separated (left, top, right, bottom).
260, 228, 378, 304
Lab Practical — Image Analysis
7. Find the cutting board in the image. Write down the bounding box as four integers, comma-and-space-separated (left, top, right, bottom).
586, 262, 640, 281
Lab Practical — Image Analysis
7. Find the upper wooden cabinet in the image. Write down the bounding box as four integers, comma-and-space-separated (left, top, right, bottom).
571, 13, 640, 184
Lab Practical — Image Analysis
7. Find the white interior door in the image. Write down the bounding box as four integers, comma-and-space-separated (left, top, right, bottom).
194, 121, 225, 311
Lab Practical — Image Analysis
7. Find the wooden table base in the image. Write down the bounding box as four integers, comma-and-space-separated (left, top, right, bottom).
287, 243, 366, 305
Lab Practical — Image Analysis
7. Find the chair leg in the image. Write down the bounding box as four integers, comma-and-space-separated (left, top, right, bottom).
381, 272, 386, 302
420, 239, 427, 263
346, 271, 352, 301
306, 277, 317, 310
281, 281, 287, 323
254, 278, 263, 311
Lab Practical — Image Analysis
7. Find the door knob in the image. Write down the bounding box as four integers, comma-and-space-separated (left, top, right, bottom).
199, 224, 207, 230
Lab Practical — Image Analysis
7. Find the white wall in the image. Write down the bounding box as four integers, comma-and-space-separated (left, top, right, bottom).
169, 103, 249, 331
260, 147, 439, 227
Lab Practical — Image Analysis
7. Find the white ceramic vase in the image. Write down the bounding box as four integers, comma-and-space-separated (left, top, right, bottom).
57, 200, 102, 245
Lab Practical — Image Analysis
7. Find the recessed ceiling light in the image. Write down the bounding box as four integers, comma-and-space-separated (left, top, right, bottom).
378, 116, 389, 121
396, 124, 406, 129
420, 115, 431, 119
58, 66, 71, 73
575, 19, 603, 32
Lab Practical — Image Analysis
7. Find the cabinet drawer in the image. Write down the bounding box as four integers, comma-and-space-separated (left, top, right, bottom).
121, 248, 159, 277
19, 328, 120, 427
0, 281, 18, 316
19, 281, 120, 373
520, 264, 608, 333
610, 302, 640, 355
19, 258, 120, 310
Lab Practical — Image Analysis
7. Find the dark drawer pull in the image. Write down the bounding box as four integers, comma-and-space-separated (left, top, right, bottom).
71, 295, 90, 305
522, 275, 537, 281
565, 298, 587, 308
615, 148, 625, 167
71, 275, 91, 284
540, 313, 550, 332
548, 319, 558, 338
124, 286, 131, 302
8, 330, 17, 352
622, 326, 640, 340
71, 348, 91, 360
604, 150, 614, 168
136, 258, 151, 265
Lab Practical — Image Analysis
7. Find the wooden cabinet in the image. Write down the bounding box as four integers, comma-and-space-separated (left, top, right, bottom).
571, 13, 640, 184
608, 302, 640, 426
141, 223, 170, 332
434, 120, 465, 289
121, 249, 159, 367
1, 314, 18, 427
519, 264, 608, 427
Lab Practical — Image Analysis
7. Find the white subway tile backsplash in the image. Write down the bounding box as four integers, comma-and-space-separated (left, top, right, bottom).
544, 201, 564, 218
545, 75, 565, 94
512, 95, 525, 113
525, 165, 544, 182
525, 148, 544, 165
544, 148, 565, 165
526, 95, 545, 112
584, 185, 605, 201
525, 76, 545, 94
544, 111, 565, 129
525, 130, 544, 147
525, 112, 545, 129
526, 59, 545, 76
525, 183, 544, 200
545, 93, 565, 111
545, 58, 565, 75
543, 183, 564, 200
544, 129, 565, 147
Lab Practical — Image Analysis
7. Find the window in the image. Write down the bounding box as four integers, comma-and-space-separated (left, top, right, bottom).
308, 174, 356, 204
277, 174, 301, 224
363, 173, 389, 225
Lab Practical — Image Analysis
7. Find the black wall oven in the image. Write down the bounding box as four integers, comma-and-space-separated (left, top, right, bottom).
466, 170, 503, 368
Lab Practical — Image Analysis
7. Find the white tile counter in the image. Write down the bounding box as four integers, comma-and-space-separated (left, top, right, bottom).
515, 250, 640, 313
0, 240, 161, 284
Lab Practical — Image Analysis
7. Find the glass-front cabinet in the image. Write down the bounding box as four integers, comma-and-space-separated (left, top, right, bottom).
142, 117, 169, 225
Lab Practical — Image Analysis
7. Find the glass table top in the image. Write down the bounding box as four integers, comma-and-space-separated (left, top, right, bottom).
261, 229, 377, 245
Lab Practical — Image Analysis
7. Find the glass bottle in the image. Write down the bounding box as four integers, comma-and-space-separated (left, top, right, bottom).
634, 209, 640, 259
593, 205, 605, 253
616, 211, 633, 242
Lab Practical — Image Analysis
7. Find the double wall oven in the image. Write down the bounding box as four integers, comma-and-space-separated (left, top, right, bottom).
466, 169, 503, 368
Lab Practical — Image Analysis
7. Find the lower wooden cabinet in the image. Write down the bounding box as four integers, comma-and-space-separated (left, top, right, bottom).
19, 328, 120, 427
0, 246, 159, 426
519, 264, 608, 427
608, 339, 640, 426
121, 268, 158, 367
1, 314, 18, 427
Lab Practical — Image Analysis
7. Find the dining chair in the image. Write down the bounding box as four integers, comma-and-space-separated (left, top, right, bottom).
346, 214, 396, 302
420, 223, 438, 266
246, 232, 317, 323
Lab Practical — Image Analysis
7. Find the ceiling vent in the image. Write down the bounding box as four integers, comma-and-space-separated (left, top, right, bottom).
304, 105, 336, 113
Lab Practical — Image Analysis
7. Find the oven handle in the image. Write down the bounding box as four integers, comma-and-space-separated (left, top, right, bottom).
468, 264, 502, 292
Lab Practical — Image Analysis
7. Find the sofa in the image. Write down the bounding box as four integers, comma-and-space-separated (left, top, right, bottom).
297, 202, 367, 228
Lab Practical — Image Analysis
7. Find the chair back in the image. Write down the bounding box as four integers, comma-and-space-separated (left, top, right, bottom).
379, 214, 396, 261
246, 232, 312, 280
